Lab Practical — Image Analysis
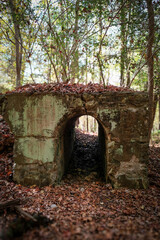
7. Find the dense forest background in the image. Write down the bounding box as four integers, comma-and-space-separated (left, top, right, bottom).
0, 0, 160, 134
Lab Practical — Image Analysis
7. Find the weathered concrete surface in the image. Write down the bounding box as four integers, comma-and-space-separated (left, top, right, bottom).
1, 91, 149, 188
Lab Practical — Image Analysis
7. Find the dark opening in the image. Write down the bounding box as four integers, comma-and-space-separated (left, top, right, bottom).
63, 115, 106, 181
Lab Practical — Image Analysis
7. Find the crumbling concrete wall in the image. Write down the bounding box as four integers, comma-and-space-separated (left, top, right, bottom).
1, 92, 149, 188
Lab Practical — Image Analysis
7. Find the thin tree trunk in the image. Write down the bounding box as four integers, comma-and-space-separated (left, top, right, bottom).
159, 95, 160, 130
70, 0, 79, 83
15, 26, 22, 87
29, 61, 35, 83
86, 50, 88, 84
47, 62, 51, 83
97, 55, 105, 87
126, 1, 131, 87
60, 0, 67, 82
97, 0, 105, 86
87, 116, 89, 133
120, 0, 126, 87
46, 0, 60, 83
9, 0, 22, 87
99, 1, 103, 85
155, 55, 160, 131
146, 0, 155, 139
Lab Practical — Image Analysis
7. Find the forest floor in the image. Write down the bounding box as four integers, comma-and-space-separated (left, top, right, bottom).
0, 117, 160, 240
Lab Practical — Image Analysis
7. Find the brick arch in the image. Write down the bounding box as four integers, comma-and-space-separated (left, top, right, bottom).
1, 92, 149, 188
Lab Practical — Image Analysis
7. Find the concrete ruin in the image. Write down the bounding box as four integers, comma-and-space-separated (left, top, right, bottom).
0, 91, 149, 188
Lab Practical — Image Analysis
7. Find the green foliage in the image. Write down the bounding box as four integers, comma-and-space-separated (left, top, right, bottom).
0, 0, 159, 88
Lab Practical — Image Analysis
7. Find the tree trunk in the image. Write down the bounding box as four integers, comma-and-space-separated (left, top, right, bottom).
159, 95, 160, 130
126, 1, 131, 87
9, 0, 22, 87
46, 0, 59, 83
146, 0, 155, 139
85, 50, 88, 84
120, 0, 126, 87
87, 116, 89, 133
70, 0, 79, 83
99, 1, 103, 85
15, 25, 22, 87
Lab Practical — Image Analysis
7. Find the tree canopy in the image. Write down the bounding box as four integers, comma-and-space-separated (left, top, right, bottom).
0, 0, 159, 90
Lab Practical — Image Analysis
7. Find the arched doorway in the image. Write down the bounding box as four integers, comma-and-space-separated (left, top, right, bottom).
63, 115, 106, 181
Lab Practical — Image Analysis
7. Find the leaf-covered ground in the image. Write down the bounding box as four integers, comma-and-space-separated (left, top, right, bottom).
0, 117, 160, 240
3, 83, 134, 95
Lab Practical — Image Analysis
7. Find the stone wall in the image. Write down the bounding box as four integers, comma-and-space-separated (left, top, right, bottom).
1, 91, 149, 188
